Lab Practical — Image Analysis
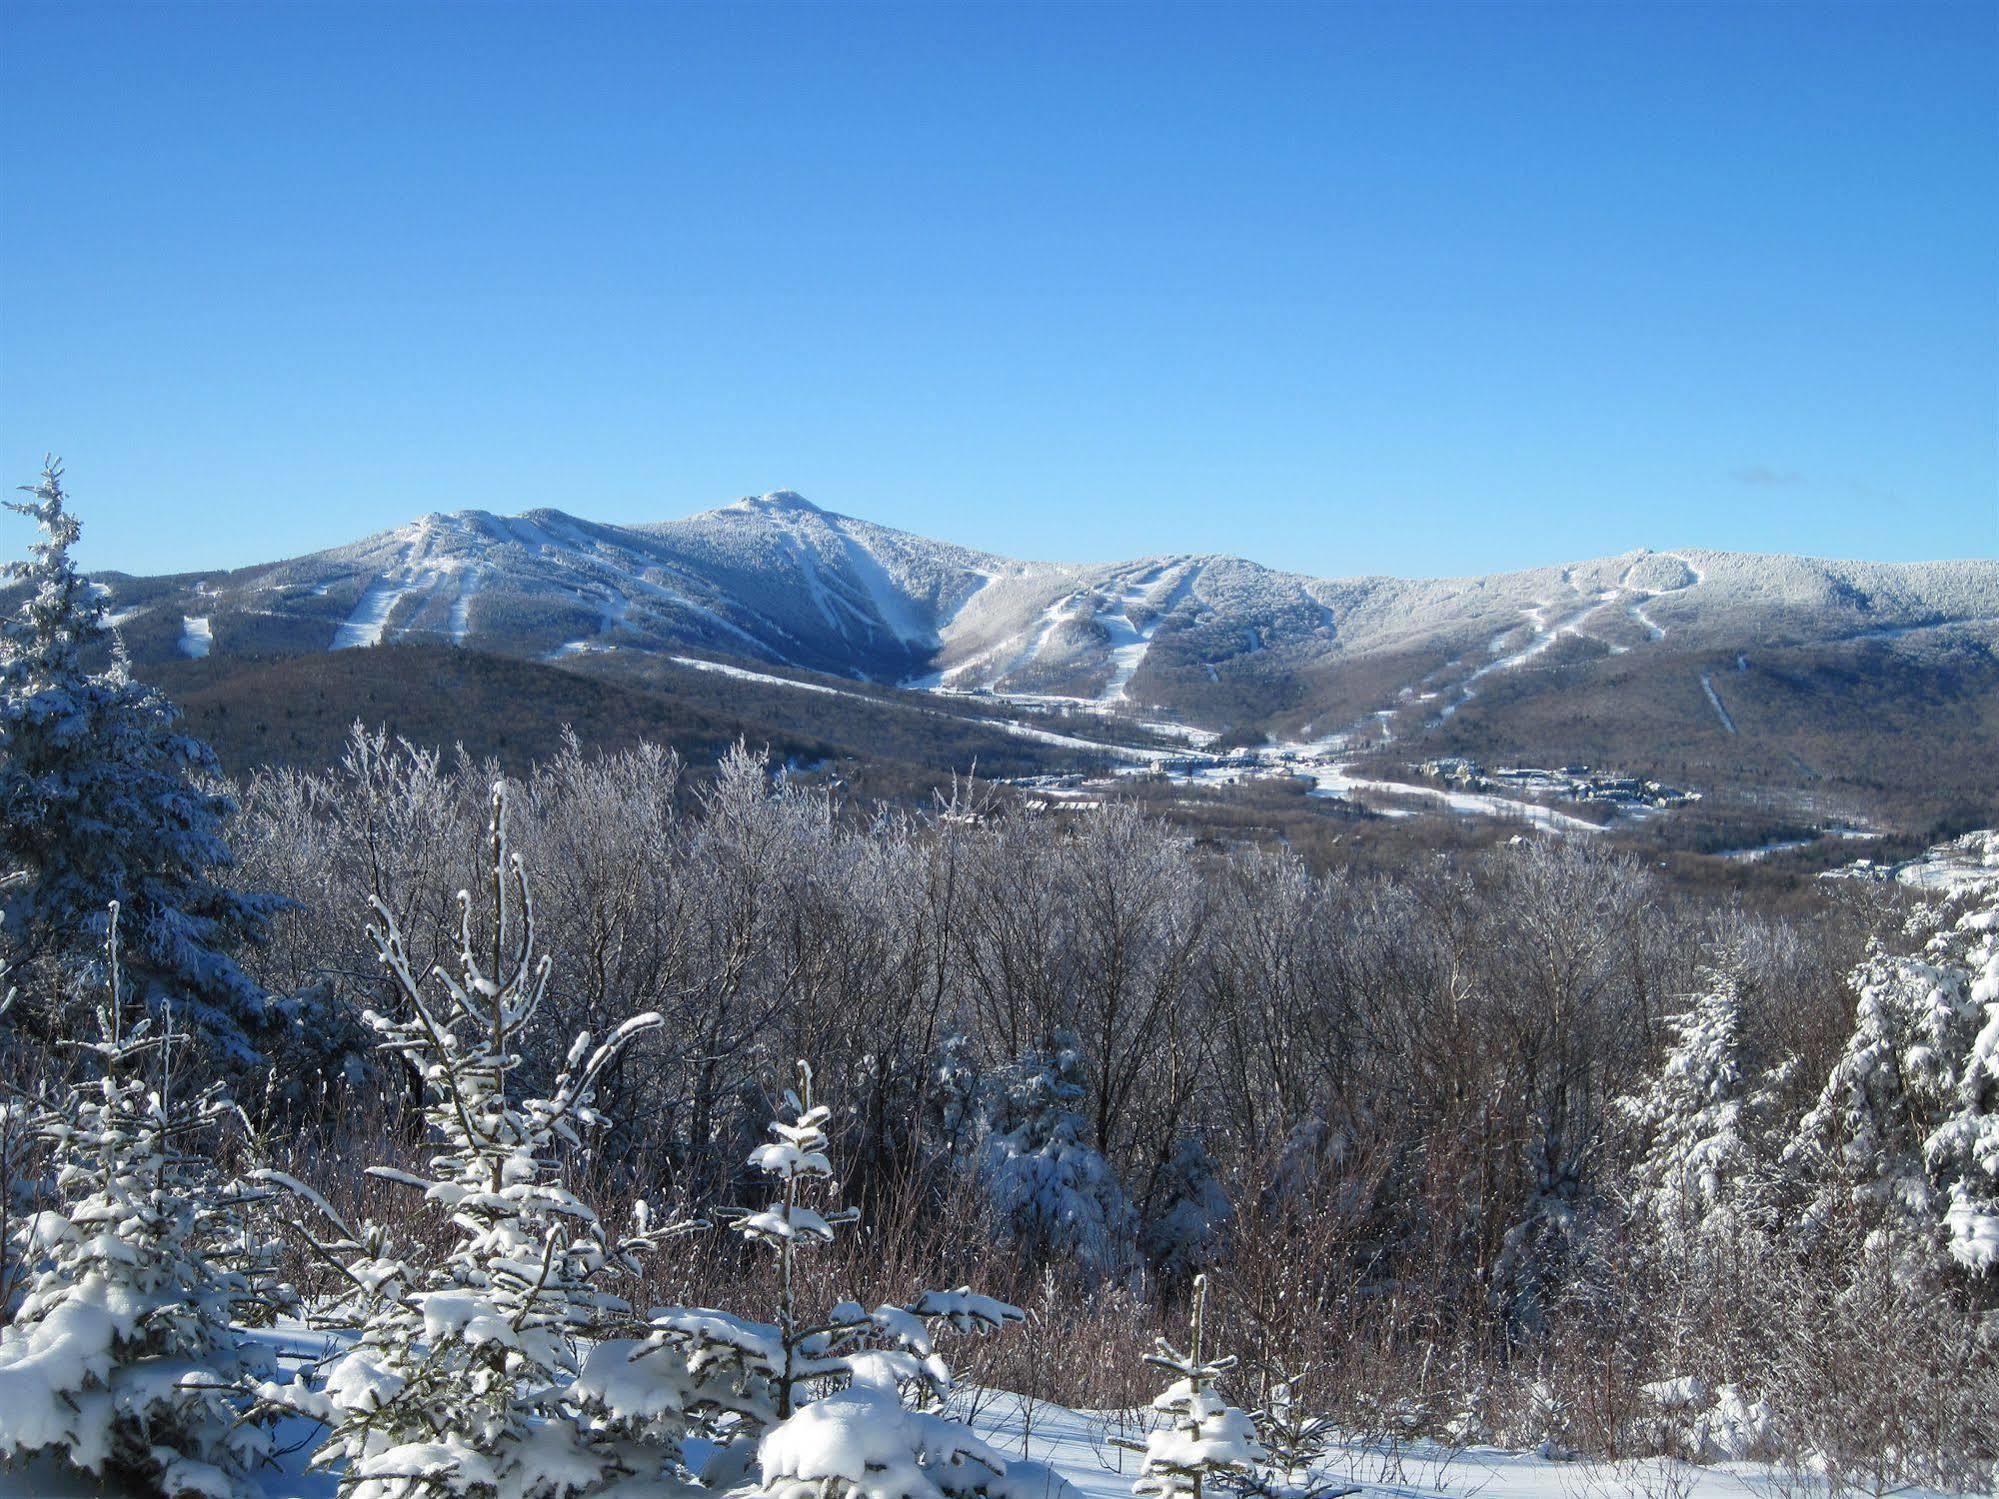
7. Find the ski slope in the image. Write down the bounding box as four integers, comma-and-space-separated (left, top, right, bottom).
668, 656, 1184, 763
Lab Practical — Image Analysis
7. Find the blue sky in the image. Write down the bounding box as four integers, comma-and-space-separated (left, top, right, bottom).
3, 1, 1993, 578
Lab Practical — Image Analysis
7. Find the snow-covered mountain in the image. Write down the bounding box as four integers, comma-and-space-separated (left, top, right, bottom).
97, 491, 1999, 712
71, 491, 1999, 828
163, 493, 1019, 681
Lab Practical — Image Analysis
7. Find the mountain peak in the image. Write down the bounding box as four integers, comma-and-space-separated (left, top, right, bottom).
733, 489, 823, 515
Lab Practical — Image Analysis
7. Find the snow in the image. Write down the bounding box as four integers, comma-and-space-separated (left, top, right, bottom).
668, 656, 1185, 765
448, 569, 480, 644
1091, 562, 1201, 705
841, 531, 938, 647
1716, 838, 1814, 862
331, 576, 409, 649
672, 656, 854, 701
0, 1324, 1955, 1499
153, 496, 1999, 737
1629, 599, 1667, 638
1698, 674, 1737, 735
1300, 763, 1604, 833
948, 1390, 1856, 1499
179, 615, 212, 658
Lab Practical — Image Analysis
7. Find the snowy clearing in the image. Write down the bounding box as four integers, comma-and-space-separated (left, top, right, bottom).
179, 614, 212, 658
1301, 763, 1604, 833
447, 569, 480, 644
1093, 561, 1201, 704
956, 1391, 1889, 1499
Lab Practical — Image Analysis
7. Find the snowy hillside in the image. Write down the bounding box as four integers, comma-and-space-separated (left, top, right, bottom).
90, 493, 1999, 710
189, 495, 1023, 679
69, 493, 1999, 832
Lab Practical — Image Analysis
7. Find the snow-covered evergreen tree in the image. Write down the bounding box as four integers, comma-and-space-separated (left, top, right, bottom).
718, 1059, 865, 1424
634, 1061, 1061, 1499
0, 460, 285, 1066
1620, 965, 1772, 1242
1794, 871, 1999, 1269
1117, 1274, 1265, 1499
930, 1033, 985, 1161
1258, 1117, 1333, 1220
1922, 877, 1999, 1272
0, 903, 283, 1497
266, 784, 686, 1498
1143, 1133, 1232, 1291
978, 1031, 1135, 1283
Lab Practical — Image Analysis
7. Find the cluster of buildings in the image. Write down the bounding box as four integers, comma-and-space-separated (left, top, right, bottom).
1417, 757, 1700, 810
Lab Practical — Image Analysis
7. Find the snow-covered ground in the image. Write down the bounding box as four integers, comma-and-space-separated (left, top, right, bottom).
1117, 735, 1607, 834
8, 1367, 1931, 1499
1296, 761, 1604, 833
447, 570, 480, 644
179, 614, 212, 658
954, 1391, 1882, 1499
1698, 674, 1737, 735
1716, 837, 1816, 862
1824, 828, 1999, 894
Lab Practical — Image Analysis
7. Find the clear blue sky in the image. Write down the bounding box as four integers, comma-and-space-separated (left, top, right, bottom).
3, 1, 1994, 579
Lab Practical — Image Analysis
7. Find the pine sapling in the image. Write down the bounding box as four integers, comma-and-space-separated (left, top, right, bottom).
640, 1061, 1055, 1499
0, 903, 284, 1497
260, 784, 693, 1499
1117, 1275, 1266, 1499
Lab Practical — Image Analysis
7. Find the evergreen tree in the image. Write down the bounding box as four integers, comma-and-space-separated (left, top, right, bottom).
0, 904, 283, 1496
1620, 965, 1773, 1242
1923, 874, 1999, 1273
266, 785, 684, 1498
1117, 1274, 1265, 1499
0, 460, 285, 1065
1143, 1133, 1232, 1291
1794, 874, 1999, 1268
636, 1061, 1057, 1499
717, 1059, 865, 1425
978, 1030, 1135, 1282
1242, 1371, 1350, 1499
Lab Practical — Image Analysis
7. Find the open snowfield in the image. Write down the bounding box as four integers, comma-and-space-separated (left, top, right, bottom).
957, 1392, 1899, 1499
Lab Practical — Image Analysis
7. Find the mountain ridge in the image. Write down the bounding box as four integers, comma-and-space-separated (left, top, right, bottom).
82, 491, 1999, 708
47, 490, 1999, 838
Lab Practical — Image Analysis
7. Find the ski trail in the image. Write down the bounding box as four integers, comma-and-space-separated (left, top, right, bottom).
1699, 673, 1737, 735
179, 616, 212, 659
448, 570, 481, 645
1094, 561, 1201, 704
1839, 614, 1999, 643
920, 592, 1079, 691
839, 534, 935, 647
786, 534, 845, 633
332, 578, 409, 649
667, 656, 1184, 763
